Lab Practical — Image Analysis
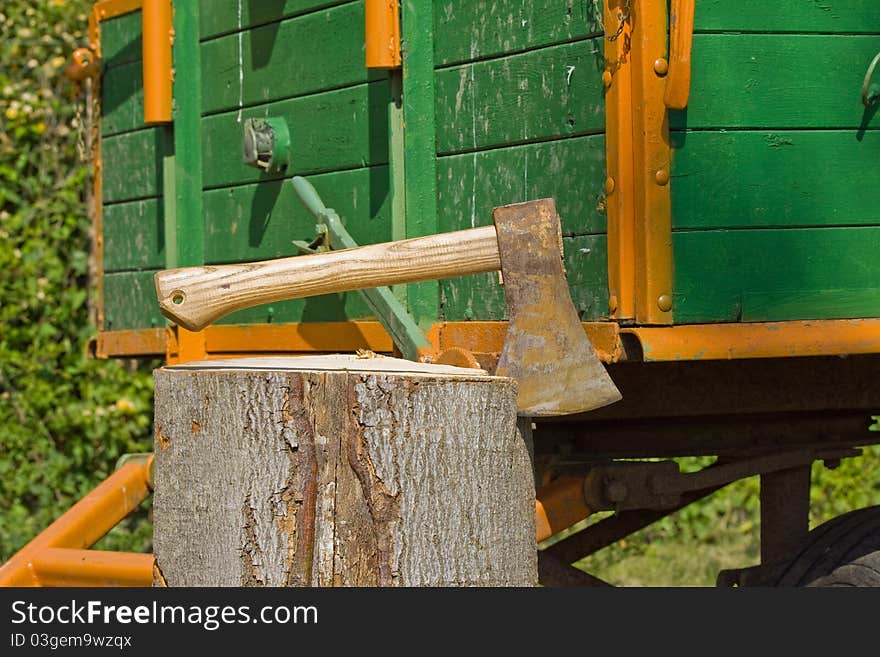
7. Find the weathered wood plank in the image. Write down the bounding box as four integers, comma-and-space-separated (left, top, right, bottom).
199, 0, 352, 39
437, 135, 607, 236
200, 1, 382, 115
671, 130, 880, 229
440, 234, 608, 321
100, 11, 142, 68
102, 270, 165, 330
673, 227, 880, 323
101, 60, 144, 136
201, 80, 389, 189
203, 165, 392, 264
435, 38, 605, 155
153, 357, 537, 586
101, 128, 163, 203
434, 0, 603, 66
103, 198, 164, 272
672, 35, 880, 129
695, 0, 880, 33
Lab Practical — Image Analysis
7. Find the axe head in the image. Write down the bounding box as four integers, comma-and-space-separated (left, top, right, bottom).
493, 199, 622, 416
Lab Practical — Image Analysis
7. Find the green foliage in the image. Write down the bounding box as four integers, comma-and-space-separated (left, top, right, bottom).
0, 0, 155, 561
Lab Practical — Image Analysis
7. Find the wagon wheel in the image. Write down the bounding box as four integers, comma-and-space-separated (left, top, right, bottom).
758, 506, 880, 586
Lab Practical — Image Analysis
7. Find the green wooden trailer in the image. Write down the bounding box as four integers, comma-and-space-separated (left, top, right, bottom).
87, 0, 880, 586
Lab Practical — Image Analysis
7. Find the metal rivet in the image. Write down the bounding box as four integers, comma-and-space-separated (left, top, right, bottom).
658, 294, 673, 312
655, 169, 670, 186
605, 480, 629, 503
602, 69, 613, 87
654, 58, 669, 76
605, 177, 615, 195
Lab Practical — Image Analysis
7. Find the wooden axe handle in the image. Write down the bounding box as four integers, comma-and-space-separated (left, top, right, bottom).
155, 226, 501, 331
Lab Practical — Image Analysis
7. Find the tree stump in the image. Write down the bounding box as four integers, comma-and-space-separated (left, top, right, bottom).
152, 355, 537, 586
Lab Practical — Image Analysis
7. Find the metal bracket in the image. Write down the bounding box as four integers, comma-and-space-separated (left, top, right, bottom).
115, 453, 154, 490
578, 446, 861, 512
242, 117, 291, 174
290, 177, 432, 361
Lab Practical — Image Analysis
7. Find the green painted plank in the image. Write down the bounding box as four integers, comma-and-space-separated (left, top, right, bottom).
200, 1, 382, 115
200, 0, 351, 39
671, 35, 880, 129
203, 166, 393, 263
201, 81, 389, 189
103, 270, 165, 330
402, 0, 440, 325
564, 234, 610, 320
434, 0, 603, 66
103, 199, 165, 272
437, 135, 606, 236
695, 0, 880, 33
101, 60, 144, 136
673, 227, 880, 323
435, 38, 605, 155
101, 128, 163, 203
671, 130, 880, 230
171, 4, 205, 268
100, 11, 142, 68
440, 234, 608, 321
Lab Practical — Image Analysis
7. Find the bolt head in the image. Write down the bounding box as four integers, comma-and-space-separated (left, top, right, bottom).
605, 480, 628, 503
654, 58, 669, 76
655, 169, 670, 186
605, 177, 616, 195
658, 294, 673, 312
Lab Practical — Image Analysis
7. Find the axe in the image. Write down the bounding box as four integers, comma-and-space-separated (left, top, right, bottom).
154, 192, 621, 416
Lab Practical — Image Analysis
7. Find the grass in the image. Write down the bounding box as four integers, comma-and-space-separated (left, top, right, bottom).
574, 520, 760, 587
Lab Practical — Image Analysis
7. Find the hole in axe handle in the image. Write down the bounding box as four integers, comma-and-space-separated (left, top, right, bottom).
171, 291, 185, 305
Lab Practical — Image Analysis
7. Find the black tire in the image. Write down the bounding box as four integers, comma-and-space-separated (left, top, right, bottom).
766, 506, 880, 587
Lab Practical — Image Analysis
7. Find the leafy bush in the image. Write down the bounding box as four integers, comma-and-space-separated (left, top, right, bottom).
0, 0, 154, 561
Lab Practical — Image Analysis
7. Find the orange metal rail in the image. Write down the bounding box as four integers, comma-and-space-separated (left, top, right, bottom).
0, 458, 154, 587
365, 0, 402, 68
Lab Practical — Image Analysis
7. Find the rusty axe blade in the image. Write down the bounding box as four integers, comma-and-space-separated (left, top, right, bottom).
493, 199, 622, 416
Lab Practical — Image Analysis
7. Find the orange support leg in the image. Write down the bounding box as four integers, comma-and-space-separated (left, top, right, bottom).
31, 549, 154, 587
0, 458, 153, 587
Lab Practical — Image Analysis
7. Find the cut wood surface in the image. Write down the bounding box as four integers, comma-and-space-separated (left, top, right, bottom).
153, 356, 537, 586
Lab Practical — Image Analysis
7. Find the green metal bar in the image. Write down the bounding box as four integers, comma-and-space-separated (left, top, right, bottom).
161, 125, 177, 270
171, 1, 204, 268
401, 0, 439, 327
388, 69, 407, 305
292, 177, 431, 361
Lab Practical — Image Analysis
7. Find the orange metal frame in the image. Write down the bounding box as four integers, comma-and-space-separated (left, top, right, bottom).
603, 1, 636, 321
0, 458, 154, 587
629, 0, 674, 324
365, 0, 402, 68
98, 318, 880, 364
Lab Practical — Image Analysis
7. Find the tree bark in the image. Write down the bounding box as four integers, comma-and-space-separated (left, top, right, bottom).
152, 355, 537, 587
